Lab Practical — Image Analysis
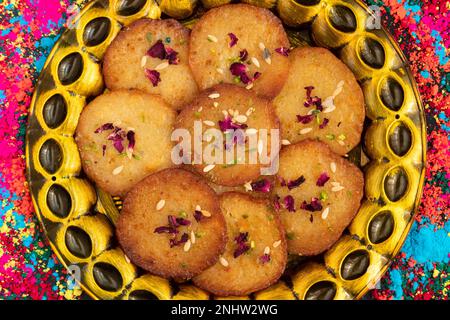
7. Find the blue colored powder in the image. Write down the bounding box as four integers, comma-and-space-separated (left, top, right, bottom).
420, 70, 430, 78
401, 221, 450, 269
389, 269, 404, 300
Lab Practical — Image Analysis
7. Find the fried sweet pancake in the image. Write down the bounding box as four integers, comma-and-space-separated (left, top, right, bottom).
103, 19, 198, 110
75, 89, 176, 196
116, 168, 227, 279
193, 192, 287, 296
273, 140, 364, 256
189, 4, 290, 98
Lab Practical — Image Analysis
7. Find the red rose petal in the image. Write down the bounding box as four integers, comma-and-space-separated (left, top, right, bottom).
145, 69, 161, 87
284, 195, 296, 212
147, 40, 166, 60
228, 33, 238, 47
251, 179, 272, 193
287, 175, 305, 190
316, 173, 330, 186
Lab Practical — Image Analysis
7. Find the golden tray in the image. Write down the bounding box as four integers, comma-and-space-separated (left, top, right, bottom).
26, 0, 426, 300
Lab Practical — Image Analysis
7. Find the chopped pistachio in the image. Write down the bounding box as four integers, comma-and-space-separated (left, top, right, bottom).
319, 191, 328, 201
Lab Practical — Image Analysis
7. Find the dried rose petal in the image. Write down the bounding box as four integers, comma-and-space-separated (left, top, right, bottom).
168, 215, 179, 228
260, 253, 271, 264
228, 33, 238, 47
154, 226, 178, 234
102, 144, 106, 156
305, 86, 314, 98
194, 210, 203, 222
230, 62, 251, 84
319, 118, 329, 129
107, 128, 126, 153
165, 46, 179, 65
147, 40, 166, 60
145, 69, 161, 87
300, 197, 323, 212
234, 243, 250, 258
127, 130, 135, 153
233, 232, 250, 258
240, 72, 252, 84
296, 114, 314, 124
316, 173, 330, 186
251, 179, 272, 193
218, 116, 247, 132
239, 49, 248, 61
176, 217, 191, 226
275, 47, 290, 56
147, 39, 179, 65
279, 177, 287, 186
284, 195, 295, 212
287, 175, 305, 190
303, 86, 323, 110
253, 71, 261, 81
235, 232, 248, 244
95, 123, 114, 133
170, 233, 189, 247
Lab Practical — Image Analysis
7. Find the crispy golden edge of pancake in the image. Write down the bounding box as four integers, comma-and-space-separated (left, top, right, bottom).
175, 84, 280, 186
116, 168, 227, 279
75, 89, 176, 196
193, 192, 287, 296
277, 140, 364, 255
188, 3, 290, 98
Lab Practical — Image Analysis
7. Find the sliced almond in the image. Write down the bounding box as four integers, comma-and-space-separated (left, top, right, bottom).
264, 246, 270, 255
201, 210, 212, 217
207, 34, 218, 43
331, 186, 345, 192
244, 181, 253, 192
321, 207, 330, 220
203, 164, 215, 172
251, 57, 260, 68
331, 181, 340, 187
299, 127, 312, 135
112, 165, 124, 175
235, 115, 247, 123
208, 93, 220, 99
330, 162, 337, 173
216, 67, 224, 74
203, 120, 215, 126
156, 199, 165, 211
140, 56, 147, 68
273, 240, 282, 248
281, 139, 291, 145
220, 257, 229, 267
190, 231, 196, 244
195, 205, 201, 212
183, 240, 191, 252
154, 61, 169, 70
